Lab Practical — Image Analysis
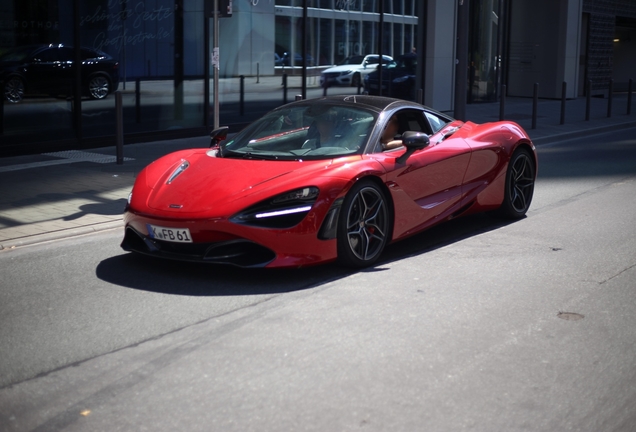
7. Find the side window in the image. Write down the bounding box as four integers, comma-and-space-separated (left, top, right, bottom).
425, 112, 450, 134
398, 109, 432, 134
374, 108, 431, 152
81, 48, 99, 60
35, 48, 59, 62
57, 47, 75, 62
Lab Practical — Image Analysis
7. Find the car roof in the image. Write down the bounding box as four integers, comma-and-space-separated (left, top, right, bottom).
278, 95, 453, 120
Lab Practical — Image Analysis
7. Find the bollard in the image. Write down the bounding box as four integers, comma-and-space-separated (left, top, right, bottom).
499, 84, 506, 121
135, 78, 141, 123
282, 73, 288, 104
256, 63, 260, 84
323, 80, 328, 97
585, 80, 591, 121
532, 83, 538, 129
0, 81, 4, 135
628, 79, 633, 115
295, 94, 303, 101
115, 91, 124, 165
607, 79, 613, 118
240, 75, 245, 116
560, 81, 567, 125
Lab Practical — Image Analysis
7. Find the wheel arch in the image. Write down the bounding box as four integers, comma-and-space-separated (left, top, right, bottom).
347, 174, 396, 241
512, 140, 538, 176
86, 72, 113, 96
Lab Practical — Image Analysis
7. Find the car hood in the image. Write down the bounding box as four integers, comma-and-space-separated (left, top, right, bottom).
138, 149, 349, 215
322, 64, 365, 74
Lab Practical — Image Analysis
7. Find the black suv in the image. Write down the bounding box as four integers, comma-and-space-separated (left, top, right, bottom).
1, 44, 119, 103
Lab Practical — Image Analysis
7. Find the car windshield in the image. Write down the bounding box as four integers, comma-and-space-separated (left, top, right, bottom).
0, 46, 36, 62
220, 103, 377, 161
337, 55, 365, 66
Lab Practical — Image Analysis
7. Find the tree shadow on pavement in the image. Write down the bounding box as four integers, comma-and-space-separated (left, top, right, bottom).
63, 198, 127, 220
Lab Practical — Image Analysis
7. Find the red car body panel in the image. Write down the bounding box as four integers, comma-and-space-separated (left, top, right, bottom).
122, 96, 536, 268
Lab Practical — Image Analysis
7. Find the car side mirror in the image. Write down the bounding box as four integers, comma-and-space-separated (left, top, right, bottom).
210, 126, 229, 147
396, 131, 430, 164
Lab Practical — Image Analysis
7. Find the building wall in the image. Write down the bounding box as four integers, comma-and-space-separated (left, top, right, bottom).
219, 0, 276, 78
507, 0, 581, 99
583, 0, 636, 94
423, 0, 456, 111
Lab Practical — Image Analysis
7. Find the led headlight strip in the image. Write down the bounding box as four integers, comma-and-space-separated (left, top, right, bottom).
255, 205, 313, 219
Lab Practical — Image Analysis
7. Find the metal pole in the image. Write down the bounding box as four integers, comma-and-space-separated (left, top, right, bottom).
301, 0, 307, 100
377, 0, 384, 96
454, 0, 469, 121
135, 78, 141, 123
203, 0, 210, 127
240, 75, 244, 116
628, 78, 633, 115
115, 91, 124, 165
0, 82, 4, 135
585, 80, 591, 121
213, 0, 219, 129
607, 79, 613, 118
283, 73, 288, 104
560, 81, 566, 125
532, 83, 538, 129
499, 84, 506, 121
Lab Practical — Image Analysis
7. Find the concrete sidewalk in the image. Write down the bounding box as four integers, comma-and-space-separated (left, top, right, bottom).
1, 93, 635, 251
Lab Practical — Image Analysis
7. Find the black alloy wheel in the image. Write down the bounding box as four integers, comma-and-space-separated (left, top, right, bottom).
337, 180, 391, 267
4, 76, 25, 103
88, 74, 110, 100
351, 73, 361, 88
498, 147, 536, 218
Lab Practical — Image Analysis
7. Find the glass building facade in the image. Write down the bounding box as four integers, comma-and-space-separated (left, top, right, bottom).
0, 0, 418, 156
3, 0, 630, 156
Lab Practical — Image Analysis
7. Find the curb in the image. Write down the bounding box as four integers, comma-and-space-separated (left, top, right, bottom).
0, 220, 123, 251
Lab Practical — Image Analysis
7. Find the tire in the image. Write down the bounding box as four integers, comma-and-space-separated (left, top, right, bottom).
88, 74, 110, 100
496, 147, 535, 219
337, 180, 391, 267
4, 76, 25, 103
351, 73, 361, 88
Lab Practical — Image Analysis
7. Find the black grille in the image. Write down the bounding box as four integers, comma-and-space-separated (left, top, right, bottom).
121, 227, 276, 268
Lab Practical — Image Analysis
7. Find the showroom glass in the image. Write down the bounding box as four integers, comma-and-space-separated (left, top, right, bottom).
2, 0, 417, 153
78, 1, 205, 138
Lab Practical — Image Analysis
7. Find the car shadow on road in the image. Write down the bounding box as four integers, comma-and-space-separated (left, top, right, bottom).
96, 213, 516, 296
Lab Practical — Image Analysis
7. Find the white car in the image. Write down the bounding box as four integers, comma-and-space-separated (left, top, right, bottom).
320, 54, 393, 88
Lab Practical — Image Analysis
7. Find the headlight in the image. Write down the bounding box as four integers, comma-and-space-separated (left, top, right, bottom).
125, 192, 133, 211
231, 187, 320, 228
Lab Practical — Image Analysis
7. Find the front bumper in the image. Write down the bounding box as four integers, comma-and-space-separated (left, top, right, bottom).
121, 226, 276, 267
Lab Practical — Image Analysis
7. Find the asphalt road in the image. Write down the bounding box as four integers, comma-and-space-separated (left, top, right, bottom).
1, 128, 635, 431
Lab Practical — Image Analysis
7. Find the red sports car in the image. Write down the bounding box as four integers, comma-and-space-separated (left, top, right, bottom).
121, 96, 536, 268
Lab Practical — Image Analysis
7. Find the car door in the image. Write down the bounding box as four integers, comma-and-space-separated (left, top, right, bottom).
373, 109, 472, 239
27, 46, 73, 96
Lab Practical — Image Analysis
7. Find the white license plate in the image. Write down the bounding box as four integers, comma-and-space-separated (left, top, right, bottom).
147, 224, 192, 243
